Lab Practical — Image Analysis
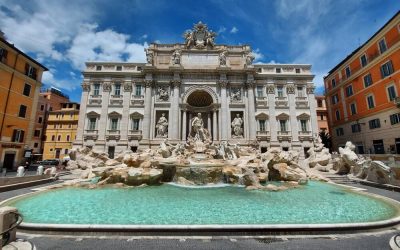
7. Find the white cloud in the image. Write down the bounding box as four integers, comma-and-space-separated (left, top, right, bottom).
218, 26, 227, 33
252, 48, 264, 62
140, 34, 148, 40
42, 70, 80, 91
230, 26, 239, 34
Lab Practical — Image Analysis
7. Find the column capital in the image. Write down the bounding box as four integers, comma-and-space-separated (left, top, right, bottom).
103, 81, 112, 92
246, 80, 255, 89
217, 80, 229, 88
286, 84, 295, 94
81, 82, 90, 92
170, 79, 182, 87
144, 79, 154, 88
267, 84, 275, 94
123, 82, 132, 92
306, 83, 315, 94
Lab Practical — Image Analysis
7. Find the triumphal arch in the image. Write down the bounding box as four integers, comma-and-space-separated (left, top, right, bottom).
75, 22, 318, 158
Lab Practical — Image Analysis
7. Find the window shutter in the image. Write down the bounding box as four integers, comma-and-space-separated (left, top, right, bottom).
25, 63, 29, 74
12, 129, 17, 142
380, 66, 384, 78
19, 130, 25, 143
389, 61, 394, 74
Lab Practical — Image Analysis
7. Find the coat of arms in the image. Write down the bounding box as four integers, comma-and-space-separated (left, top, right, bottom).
183, 21, 216, 49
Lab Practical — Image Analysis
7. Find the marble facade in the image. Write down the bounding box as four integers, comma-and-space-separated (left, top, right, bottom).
74, 22, 318, 158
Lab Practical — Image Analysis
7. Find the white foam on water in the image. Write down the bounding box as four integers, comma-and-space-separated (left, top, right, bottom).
166, 182, 233, 189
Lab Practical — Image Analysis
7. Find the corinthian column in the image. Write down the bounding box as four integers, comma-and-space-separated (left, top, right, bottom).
246, 79, 256, 140
169, 79, 181, 141
219, 80, 229, 141
75, 82, 90, 147
142, 79, 153, 143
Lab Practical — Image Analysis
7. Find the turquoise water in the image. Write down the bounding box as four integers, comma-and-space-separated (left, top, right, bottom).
5, 181, 399, 225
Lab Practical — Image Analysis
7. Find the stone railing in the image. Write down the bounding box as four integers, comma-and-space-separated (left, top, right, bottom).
275, 96, 288, 108
128, 130, 142, 140
84, 130, 98, 140
256, 130, 270, 141
110, 95, 123, 106
277, 131, 291, 141
106, 130, 120, 140
298, 131, 313, 141
131, 95, 145, 107
295, 97, 309, 108
256, 96, 268, 107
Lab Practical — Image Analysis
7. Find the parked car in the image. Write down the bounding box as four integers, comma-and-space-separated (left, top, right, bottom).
35, 159, 60, 166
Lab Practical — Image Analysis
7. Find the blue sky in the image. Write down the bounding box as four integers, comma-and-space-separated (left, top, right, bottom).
0, 0, 399, 102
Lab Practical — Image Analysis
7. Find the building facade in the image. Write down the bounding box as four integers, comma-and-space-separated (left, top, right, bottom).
74, 22, 318, 158
324, 12, 400, 154
43, 102, 80, 160
32, 87, 70, 158
315, 96, 329, 133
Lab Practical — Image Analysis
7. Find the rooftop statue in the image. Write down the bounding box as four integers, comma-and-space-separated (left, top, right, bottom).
183, 21, 216, 49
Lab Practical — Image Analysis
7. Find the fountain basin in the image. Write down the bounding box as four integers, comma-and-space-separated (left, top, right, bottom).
2, 181, 400, 232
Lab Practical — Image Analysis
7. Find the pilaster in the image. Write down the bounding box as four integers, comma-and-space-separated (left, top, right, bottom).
75, 82, 90, 146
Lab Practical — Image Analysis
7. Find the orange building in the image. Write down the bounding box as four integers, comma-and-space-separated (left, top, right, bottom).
32, 87, 69, 158
324, 11, 400, 154
0, 37, 48, 170
315, 95, 329, 133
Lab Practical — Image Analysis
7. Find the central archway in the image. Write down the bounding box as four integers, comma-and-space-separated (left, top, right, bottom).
187, 90, 213, 107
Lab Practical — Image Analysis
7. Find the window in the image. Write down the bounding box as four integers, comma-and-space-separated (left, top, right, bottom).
320, 114, 324, 120
114, 83, 121, 96
12, 129, 24, 142
25, 63, 37, 79
34, 143, 38, 148
350, 103, 357, 115
295, 68, 301, 74
23, 83, 31, 96
108, 146, 115, 159
96, 65, 102, 71
40, 105, 44, 111
132, 119, 140, 130
51, 135, 55, 141
335, 110, 340, 120
390, 113, 400, 125
88, 117, 96, 130
378, 39, 387, 54
363, 74, 373, 87
135, 84, 142, 96
276, 68, 281, 73
58, 135, 61, 141
300, 120, 308, 132
331, 94, 339, 104
68, 124, 72, 128
367, 95, 375, 109
38, 117, 43, 124
336, 128, 344, 136
387, 85, 397, 101
331, 78, 336, 88
297, 87, 304, 97
277, 86, 284, 97
256, 86, 263, 97
34, 130, 40, 137
18, 105, 27, 118
64, 149, 69, 154
369, 119, 381, 129
0, 47, 8, 61
66, 135, 70, 141
317, 99, 323, 107
351, 124, 361, 133
259, 120, 266, 131
110, 118, 118, 130
360, 54, 368, 67
93, 83, 100, 96
116, 65, 122, 71
279, 120, 287, 132
345, 66, 351, 78
381, 61, 394, 78
53, 124, 57, 129
345, 85, 353, 97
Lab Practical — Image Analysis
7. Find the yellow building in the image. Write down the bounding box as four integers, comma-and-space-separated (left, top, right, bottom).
0, 36, 48, 170
43, 103, 80, 160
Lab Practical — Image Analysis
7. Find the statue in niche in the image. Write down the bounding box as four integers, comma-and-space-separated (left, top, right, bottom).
231, 114, 244, 137
157, 86, 169, 101
230, 88, 241, 102
219, 50, 227, 66
245, 52, 255, 66
156, 113, 168, 137
145, 48, 153, 65
171, 49, 181, 65
191, 113, 209, 142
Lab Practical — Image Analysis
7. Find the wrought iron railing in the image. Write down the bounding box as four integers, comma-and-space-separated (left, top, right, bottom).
1, 211, 23, 247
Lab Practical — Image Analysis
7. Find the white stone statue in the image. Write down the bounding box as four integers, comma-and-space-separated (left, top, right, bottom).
245, 52, 255, 66
157, 87, 169, 101
172, 49, 181, 65
191, 113, 208, 142
231, 114, 243, 137
156, 113, 168, 137
230, 88, 241, 102
219, 50, 227, 66
145, 48, 153, 65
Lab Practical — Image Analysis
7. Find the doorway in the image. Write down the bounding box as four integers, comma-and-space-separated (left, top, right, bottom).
55, 148, 61, 159
373, 140, 384, 154
3, 153, 15, 170
396, 138, 400, 154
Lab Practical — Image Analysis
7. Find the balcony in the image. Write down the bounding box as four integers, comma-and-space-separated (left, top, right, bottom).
88, 95, 102, 106
277, 131, 292, 141
256, 130, 270, 141
110, 95, 123, 106
106, 130, 120, 140
83, 129, 98, 140
295, 96, 309, 108
128, 130, 142, 140
275, 96, 288, 108
256, 96, 268, 107
298, 131, 313, 141
130, 95, 145, 107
